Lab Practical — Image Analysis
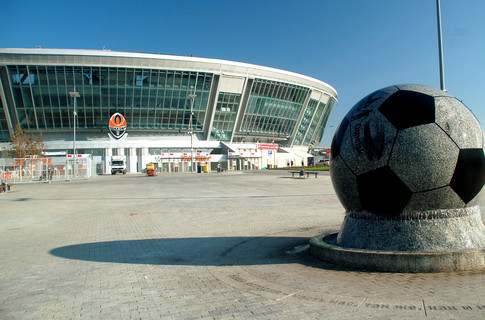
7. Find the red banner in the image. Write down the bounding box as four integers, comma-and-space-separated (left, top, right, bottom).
257, 144, 279, 150
2, 172, 13, 179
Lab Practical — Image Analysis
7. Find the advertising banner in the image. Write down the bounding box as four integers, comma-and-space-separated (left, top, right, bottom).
257, 144, 279, 150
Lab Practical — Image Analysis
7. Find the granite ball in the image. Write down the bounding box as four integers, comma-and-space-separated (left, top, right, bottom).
330, 84, 485, 217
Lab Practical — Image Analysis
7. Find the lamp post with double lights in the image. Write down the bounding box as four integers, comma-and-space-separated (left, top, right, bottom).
187, 94, 196, 173
69, 90, 80, 179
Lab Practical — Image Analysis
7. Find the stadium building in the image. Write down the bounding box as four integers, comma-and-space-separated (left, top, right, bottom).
0, 48, 337, 175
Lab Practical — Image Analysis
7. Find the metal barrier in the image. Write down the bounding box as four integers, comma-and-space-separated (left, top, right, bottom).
0, 157, 92, 183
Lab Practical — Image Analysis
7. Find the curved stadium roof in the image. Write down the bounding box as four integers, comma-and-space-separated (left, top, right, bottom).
0, 48, 337, 148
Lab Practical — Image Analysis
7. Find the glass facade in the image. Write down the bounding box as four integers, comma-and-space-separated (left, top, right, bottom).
7, 65, 213, 132
293, 98, 319, 146
312, 98, 336, 145
303, 100, 327, 146
210, 92, 241, 141
241, 79, 309, 137
0, 98, 8, 141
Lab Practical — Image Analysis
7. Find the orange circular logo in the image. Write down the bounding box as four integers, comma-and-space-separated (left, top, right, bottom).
109, 113, 127, 128
108, 113, 127, 139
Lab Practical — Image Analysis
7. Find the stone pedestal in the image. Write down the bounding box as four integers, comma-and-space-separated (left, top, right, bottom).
310, 231, 485, 273
337, 207, 485, 251
309, 206, 485, 273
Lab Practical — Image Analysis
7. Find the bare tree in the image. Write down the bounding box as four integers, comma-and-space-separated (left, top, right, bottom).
8, 124, 46, 158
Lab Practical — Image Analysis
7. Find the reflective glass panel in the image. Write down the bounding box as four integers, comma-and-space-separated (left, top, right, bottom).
5, 65, 213, 133
241, 79, 309, 136
294, 98, 318, 146
211, 92, 241, 141
303, 101, 326, 146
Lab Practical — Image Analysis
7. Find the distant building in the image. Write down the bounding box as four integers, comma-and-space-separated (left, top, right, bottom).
0, 48, 337, 173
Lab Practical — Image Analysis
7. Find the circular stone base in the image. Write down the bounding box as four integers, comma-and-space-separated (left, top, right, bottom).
336, 206, 485, 251
309, 232, 485, 273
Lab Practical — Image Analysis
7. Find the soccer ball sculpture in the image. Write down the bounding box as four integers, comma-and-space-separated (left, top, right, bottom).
331, 84, 485, 217
310, 84, 485, 270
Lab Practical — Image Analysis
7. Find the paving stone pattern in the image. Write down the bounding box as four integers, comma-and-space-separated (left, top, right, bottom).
1, 171, 485, 319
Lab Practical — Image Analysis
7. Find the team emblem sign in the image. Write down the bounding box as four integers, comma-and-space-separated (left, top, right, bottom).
108, 113, 127, 140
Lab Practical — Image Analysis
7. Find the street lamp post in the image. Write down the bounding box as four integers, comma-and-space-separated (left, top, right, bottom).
436, 0, 446, 91
272, 140, 276, 168
187, 94, 196, 173
69, 90, 80, 179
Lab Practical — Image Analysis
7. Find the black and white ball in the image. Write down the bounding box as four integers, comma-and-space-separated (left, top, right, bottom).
330, 84, 485, 217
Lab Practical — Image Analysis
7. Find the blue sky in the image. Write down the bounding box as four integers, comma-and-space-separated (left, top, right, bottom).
2, 0, 484, 147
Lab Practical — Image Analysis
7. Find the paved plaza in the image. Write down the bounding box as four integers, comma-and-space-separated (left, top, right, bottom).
1, 170, 485, 319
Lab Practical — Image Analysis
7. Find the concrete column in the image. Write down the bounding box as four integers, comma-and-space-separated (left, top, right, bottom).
128, 148, 137, 173
139, 148, 148, 173
105, 148, 112, 174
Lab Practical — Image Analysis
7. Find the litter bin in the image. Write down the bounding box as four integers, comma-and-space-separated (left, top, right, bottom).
203, 165, 209, 173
